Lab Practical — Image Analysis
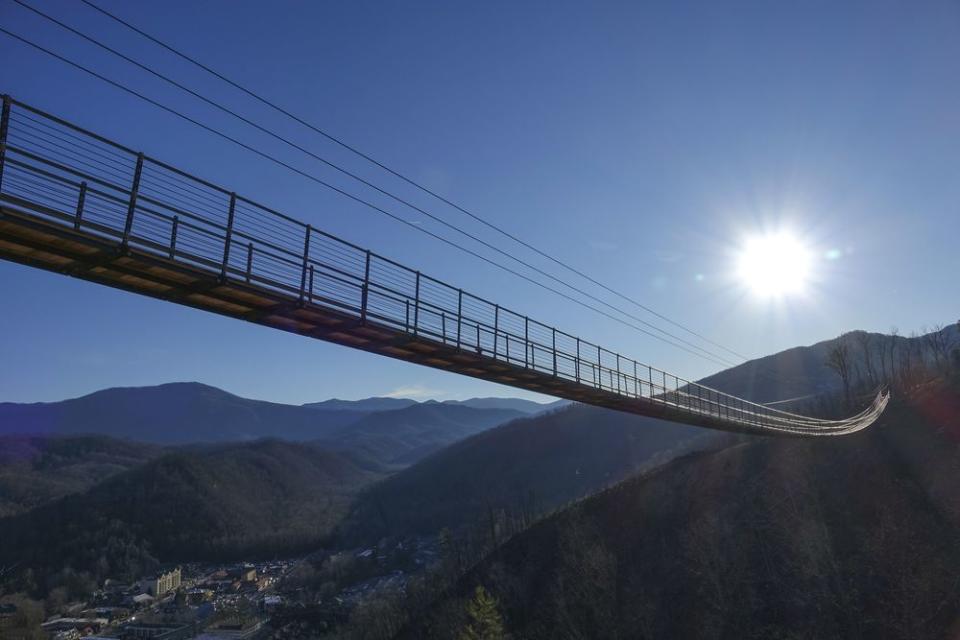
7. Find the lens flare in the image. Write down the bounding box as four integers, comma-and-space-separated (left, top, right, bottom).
736, 231, 813, 298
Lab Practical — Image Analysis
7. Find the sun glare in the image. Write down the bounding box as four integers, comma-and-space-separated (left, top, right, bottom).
736, 231, 813, 298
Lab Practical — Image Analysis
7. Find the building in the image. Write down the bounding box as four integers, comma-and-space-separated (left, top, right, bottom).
139, 568, 182, 597
129, 593, 154, 609
229, 566, 256, 583
0, 603, 17, 630
197, 618, 263, 639
40, 617, 109, 640
120, 622, 196, 640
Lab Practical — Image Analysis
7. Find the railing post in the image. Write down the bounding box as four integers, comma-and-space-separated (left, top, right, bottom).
552, 328, 557, 376
308, 265, 315, 303
575, 338, 581, 383
0, 95, 10, 192
456, 289, 463, 349
74, 181, 87, 230
524, 317, 529, 368
220, 192, 236, 281
169, 216, 179, 259
493, 305, 499, 359
633, 361, 638, 398
616, 354, 621, 394
245, 242, 253, 282
597, 345, 602, 388
121, 152, 144, 249
441, 313, 446, 344
360, 250, 371, 323
298, 225, 311, 304
413, 271, 421, 335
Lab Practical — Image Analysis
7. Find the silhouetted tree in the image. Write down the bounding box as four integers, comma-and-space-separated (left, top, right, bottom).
885, 327, 899, 385
923, 324, 952, 373
826, 334, 854, 408
855, 332, 877, 388
951, 321, 960, 376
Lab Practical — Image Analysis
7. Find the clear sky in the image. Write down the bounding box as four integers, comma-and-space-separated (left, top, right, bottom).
1, 0, 957, 404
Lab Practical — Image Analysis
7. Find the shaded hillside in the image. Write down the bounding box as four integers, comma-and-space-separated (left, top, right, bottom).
0, 382, 365, 444
317, 403, 525, 468
339, 404, 714, 544
0, 439, 381, 594
0, 435, 161, 517
406, 381, 960, 640
698, 325, 959, 402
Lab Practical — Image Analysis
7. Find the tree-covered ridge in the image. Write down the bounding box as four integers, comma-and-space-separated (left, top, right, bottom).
0, 435, 161, 517
338, 403, 711, 545
400, 380, 960, 640
0, 439, 381, 595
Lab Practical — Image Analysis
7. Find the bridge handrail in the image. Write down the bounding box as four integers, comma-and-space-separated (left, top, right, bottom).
0, 94, 886, 435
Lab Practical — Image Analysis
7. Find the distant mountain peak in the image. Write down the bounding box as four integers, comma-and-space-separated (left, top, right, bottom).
302, 397, 420, 412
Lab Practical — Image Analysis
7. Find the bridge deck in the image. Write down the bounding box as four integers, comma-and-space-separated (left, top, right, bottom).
0, 95, 888, 436
0, 201, 758, 434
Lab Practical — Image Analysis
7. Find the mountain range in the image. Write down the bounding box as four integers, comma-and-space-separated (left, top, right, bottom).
2, 325, 957, 623
0, 383, 549, 454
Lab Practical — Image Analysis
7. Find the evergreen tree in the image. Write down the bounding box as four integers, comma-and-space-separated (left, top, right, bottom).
459, 585, 505, 640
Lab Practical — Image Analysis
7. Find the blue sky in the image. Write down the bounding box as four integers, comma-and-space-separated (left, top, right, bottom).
1, 0, 958, 404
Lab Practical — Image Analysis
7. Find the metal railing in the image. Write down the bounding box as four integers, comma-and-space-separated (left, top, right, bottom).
0, 95, 887, 436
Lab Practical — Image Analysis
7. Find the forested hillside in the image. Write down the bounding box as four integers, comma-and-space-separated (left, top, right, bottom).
700, 325, 959, 402
339, 403, 713, 544
0, 435, 161, 517
0, 439, 381, 596
400, 380, 960, 640
317, 403, 525, 468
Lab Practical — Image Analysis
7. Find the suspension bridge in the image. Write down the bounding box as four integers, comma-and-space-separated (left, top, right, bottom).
0, 96, 888, 436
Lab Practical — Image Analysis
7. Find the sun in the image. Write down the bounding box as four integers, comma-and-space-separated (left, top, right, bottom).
736, 231, 813, 298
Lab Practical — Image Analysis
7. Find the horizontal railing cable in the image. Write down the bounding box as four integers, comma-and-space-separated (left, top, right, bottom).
0, 93, 889, 436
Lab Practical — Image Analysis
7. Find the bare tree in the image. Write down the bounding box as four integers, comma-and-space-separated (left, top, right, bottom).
899, 331, 920, 386
854, 332, 877, 388
826, 334, 854, 409
886, 327, 899, 386
952, 320, 960, 375
923, 324, 951, 373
